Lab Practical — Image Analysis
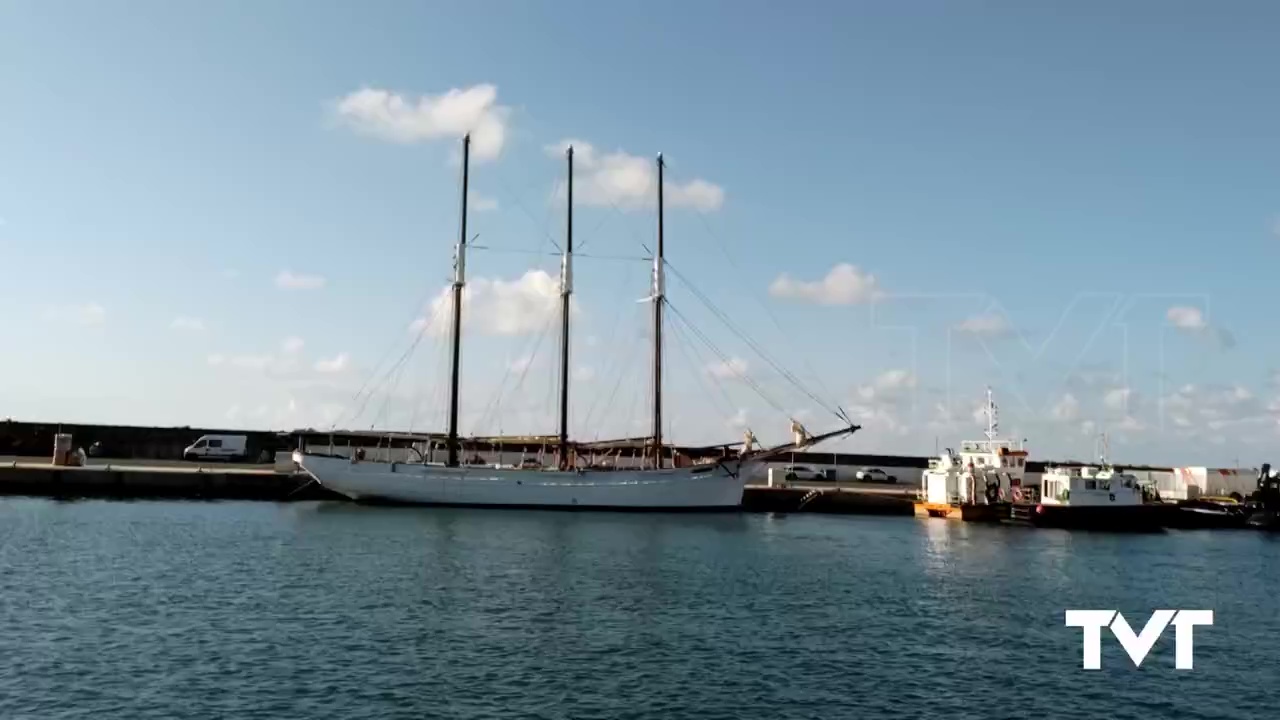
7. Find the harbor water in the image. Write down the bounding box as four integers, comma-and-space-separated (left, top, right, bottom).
1, 498, 1277, 719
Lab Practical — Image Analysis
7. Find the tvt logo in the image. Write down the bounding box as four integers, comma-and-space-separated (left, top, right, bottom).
1065, 610, 1214, 670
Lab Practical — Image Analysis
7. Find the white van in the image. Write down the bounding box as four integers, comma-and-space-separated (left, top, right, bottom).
183, 434, 248, 462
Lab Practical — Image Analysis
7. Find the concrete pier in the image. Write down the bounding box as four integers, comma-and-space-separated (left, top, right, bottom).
0, 461, 341, 502
0, 460, 914, 514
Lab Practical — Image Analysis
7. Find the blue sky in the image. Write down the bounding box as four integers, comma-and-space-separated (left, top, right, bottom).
2, 0, 1278, 466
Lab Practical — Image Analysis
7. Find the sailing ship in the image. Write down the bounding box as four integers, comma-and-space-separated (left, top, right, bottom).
914, 387, 1027, 521
293, 135, 858, 509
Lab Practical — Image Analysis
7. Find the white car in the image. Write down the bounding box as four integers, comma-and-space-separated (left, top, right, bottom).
782, 465, 827, 481
856, 468, 897, 484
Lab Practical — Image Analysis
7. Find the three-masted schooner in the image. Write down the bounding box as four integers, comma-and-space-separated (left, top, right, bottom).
294, 135, 858, 509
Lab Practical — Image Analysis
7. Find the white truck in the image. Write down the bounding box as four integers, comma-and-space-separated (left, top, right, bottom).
183, 434, 249, 462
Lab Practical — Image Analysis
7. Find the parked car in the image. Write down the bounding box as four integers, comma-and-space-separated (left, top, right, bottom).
856, 467, 897, 484
783, 465, 827, 481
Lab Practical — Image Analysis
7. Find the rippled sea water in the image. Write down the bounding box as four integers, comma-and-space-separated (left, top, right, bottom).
1, 498, 1277, 719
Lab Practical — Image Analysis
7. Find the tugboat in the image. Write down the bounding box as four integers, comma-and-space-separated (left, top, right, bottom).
914, 388, 1028, 522
1009, 435, 1164, 532
1245, 463, 1280, 531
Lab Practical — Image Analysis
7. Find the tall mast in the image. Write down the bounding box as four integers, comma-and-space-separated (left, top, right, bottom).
446, 134, 470, 468
984, 386, 998, 441
651, 153, 665, 469
557, 145, 574, 469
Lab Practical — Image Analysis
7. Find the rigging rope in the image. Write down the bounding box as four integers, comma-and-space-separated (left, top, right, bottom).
339, 299, 444, 430
470, 245, 649, 263
663, 162, 844, 414
667, 316, 738, 427
665, 263, 842, 421
491, 166, 562, 254
665, 301, 791, 418
471, 309, 557, 436
332, 282, 443, 430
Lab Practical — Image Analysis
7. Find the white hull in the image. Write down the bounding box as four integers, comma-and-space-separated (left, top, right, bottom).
293, 452, 748, 509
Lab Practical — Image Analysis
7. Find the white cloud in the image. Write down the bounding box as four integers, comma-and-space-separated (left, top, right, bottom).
276, 270, 326, 290
229, 354, 273, 370
727, 408, 750, 429
170, 316, 205, 332
281, 336, 305, 353
846, 370, 920, 438
314, 353, 349, 373
1103, 387, 1134, 412
902, 393, 989, 432
46, 302, 106, 326
846, 402, 912, 436
769, 263, 883, 305
336, 84, 509, 161
544, 139, 724, 211
1065, 365, 1123, 394
80, 303, 106, 325
1051, 393, 1080, 422
1167, 305, 1235, 349
1167, 306, 1207, 330
508, 355, 534, 373
1079, 419, 1097, 436
470, 191, 499, 212
207, 345, 301, 374
1114, 415, 1145, 433
418, 269, 565, 336
574, 366, 596, 382
856, 369, 916, 401
707, 357, 748, 380
954, 313, 1012, 338
408, 315, 433, 335
1160, 383, 1271, 434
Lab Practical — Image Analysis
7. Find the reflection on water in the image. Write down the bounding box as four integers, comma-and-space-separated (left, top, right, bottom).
0, 499, 1277, 719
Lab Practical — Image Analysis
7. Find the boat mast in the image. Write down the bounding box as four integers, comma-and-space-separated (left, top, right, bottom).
984, 386, 998, 441
558, 145, 574, 469
446, 134, 470, 468
651, 153, 665, 469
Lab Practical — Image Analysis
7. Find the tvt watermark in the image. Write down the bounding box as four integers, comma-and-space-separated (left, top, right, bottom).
1065, 610, 1214, 670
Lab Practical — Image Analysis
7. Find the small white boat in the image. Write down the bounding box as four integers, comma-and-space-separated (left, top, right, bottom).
1011, 435, 1164, 531
294, 136, 857, 510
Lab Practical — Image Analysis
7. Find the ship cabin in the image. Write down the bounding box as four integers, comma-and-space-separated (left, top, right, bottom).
922, 437, 1029, 506
1039, 466, 1143, 507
